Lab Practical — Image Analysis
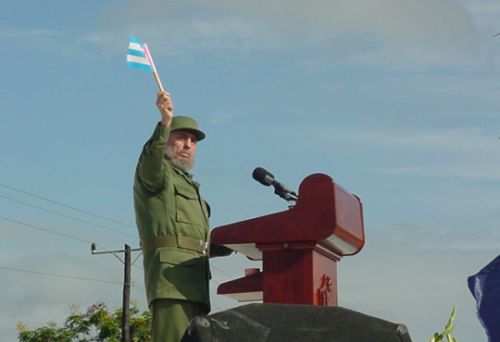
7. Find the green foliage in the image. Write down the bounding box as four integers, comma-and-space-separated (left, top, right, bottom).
429, 307, 458, 342
17, 302, 151, 342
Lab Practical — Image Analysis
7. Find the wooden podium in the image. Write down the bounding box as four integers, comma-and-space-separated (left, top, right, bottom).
211, 173, 365, 306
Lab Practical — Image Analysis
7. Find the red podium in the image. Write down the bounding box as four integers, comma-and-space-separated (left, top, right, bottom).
211, 173, 365, 306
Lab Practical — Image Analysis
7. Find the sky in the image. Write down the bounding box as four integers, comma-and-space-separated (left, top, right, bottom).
1, 0, 499, 340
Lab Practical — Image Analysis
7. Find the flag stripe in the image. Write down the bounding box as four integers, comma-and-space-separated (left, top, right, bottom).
127, 61, 153, 71
128, 41, 143, 51
127, 49, 146, 58
127, 55, 150, 65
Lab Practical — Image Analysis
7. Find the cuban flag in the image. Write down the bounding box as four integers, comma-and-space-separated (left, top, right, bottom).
127, 36, 153, 71
468, 254, 500, 342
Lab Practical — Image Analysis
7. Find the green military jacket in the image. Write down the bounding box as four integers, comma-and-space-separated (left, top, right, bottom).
134, 123, 211, 311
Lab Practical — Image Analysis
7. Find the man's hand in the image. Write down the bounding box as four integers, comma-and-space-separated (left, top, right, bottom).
156, 91, 174, 127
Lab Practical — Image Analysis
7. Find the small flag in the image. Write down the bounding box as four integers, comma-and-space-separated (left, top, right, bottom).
468, 254, 500, 342
126, 36, 164, 91
127, 36, 152, 71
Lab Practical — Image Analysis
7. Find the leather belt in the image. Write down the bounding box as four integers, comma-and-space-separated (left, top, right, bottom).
142, 235, 209, 255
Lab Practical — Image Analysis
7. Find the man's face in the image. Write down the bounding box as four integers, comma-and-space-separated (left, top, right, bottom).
165, 130, 197, 171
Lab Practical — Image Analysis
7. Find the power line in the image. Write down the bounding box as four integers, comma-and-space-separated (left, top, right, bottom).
0, 214, 145, 273
0, 194, 138, 239
0, 183, 236, 299
0, 182, 136, 229
0, 215, 141, 267
0, 264, 145, 291
0, 264, 124, 285
1, 209, 230, 281
0, 215, 93, 244
1, 214, 239, 309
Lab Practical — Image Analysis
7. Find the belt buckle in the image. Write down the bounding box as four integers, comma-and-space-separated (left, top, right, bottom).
199, 241, 209, 255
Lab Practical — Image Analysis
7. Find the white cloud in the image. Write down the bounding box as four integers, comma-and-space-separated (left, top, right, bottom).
1, 1, 488, 67
0, 27, 101, 60
371, 222, 500, 252
284, 124, 498, 153
90, 0, 480, 67
0, 27, 63, 40
276, 124, 500, 182
84, 17, 271, 60
460, 0, 500, 16
377, 164, 500, 182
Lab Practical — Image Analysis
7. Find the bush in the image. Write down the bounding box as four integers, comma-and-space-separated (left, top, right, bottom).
17, 302, 151, 342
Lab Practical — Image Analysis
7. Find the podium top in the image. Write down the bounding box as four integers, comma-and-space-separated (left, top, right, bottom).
211, 173, 364, 258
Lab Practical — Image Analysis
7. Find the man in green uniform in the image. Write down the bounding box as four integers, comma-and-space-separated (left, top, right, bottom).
134, 91, 228, 341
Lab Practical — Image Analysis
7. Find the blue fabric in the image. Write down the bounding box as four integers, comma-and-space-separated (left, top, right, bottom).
127, 61, 152, 71
127, 48, 146, 58
127, 36, 152, 71
468, 255, 500, 342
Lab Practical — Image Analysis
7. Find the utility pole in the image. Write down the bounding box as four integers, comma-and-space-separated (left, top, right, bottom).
91, 243, 141, 342
122, 244, 131, 342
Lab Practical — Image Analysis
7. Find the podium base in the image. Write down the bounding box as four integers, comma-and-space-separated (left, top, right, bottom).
181, 303, 412, 342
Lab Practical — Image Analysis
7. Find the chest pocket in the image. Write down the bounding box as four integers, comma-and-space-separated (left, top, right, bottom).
174, 184, 206, 225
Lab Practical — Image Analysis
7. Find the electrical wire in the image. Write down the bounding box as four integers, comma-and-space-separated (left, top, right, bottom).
0, 263, 146, 291
0, 183, 238, 293
0, 182, 136, 229
0, 215, 94, 244
0, 215, 140, 268
0, 186, 156, 299
0, 191, 142, 269
0, 264, 124, 285
0, 194, 138, 238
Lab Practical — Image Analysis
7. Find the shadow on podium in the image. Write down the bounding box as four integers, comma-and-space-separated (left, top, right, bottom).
181, 303, 412, 342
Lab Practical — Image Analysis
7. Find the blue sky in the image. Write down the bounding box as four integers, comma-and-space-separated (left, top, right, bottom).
1, 0, 499, 340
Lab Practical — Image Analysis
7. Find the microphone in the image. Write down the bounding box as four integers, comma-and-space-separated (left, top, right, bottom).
252, 167, 298, 201
252, 167, 275, 186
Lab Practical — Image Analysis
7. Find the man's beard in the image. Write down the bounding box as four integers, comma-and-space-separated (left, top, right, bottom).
165, 145, 195, 172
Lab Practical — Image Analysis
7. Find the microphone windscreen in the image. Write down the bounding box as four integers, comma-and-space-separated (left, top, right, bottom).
252, 167, 274, 186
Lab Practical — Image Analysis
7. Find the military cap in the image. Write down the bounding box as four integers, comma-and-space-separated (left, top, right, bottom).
170, 115, 205, 141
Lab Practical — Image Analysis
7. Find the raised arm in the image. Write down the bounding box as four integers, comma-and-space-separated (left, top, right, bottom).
156, 90, 174, 127
136, 91, 175, 191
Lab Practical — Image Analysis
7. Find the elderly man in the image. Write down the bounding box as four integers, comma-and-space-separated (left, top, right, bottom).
134, 91, 229, 341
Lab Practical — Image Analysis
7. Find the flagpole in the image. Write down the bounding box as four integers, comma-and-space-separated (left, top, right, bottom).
143, 44, 165, 92
152, 70, 165, 92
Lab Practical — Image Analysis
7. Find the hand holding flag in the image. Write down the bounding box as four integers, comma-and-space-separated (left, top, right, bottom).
127, 36, 164, 92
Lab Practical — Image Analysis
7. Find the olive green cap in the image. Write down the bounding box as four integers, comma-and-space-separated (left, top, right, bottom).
170, 115, 205, 141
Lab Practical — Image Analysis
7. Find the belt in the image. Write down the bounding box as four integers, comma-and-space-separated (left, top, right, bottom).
142, 235, 209, 255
